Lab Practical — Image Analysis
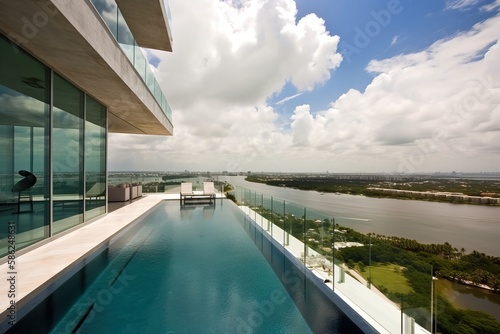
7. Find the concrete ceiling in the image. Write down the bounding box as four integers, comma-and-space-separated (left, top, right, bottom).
116, 0, 173, 52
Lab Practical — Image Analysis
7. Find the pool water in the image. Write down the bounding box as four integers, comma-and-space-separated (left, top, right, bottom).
52, 201, 313, 333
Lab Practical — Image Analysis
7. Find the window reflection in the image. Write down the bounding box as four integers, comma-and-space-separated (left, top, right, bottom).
0, 34, 108, 257
52, 74, 84, 234
85, 96, 107, 220
0, 35, 50, 255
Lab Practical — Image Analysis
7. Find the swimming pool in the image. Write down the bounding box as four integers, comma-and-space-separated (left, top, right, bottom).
13, 200, 362, 333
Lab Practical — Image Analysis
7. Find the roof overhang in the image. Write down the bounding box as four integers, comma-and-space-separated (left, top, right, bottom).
116, 0, 173, 52
0, 0, 173, 136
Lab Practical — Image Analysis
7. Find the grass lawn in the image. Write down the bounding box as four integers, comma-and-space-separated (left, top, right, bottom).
358, 263, 413, 294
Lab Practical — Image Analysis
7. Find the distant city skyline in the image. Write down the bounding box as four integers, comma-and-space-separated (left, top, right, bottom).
109, 0, 500, 173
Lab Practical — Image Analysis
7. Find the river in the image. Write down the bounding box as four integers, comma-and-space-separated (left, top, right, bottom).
222, 176, 500, 256
222, 176, 500, 321
436, 279, 500, 322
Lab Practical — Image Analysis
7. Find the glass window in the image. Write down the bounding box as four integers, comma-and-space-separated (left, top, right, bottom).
0, 34, 50, 256
52, 74, 84, 234
0, 33, 109, 256
85, 95, 107, 220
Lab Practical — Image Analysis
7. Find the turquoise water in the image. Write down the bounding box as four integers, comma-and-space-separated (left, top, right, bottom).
52, 201, 313, 333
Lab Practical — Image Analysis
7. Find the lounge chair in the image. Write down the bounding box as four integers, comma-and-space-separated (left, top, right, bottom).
180, 182, 193, 196
203, 182, 215, 198
180, 182, 215, 205
86, 182, 106, 200
180, 182, 192, 205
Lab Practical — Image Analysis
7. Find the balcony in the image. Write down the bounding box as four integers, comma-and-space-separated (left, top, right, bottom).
90, 0, 173, 124
115, 0, 173, 52
0, 0, 173, 135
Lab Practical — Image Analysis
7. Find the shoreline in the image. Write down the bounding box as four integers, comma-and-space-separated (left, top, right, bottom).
366, 187, 500, 206
246, 179, 500, 206
239, 179, 500, 296
449, 278, 495, 292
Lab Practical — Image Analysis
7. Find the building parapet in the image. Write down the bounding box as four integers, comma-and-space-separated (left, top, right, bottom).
0, 0, 173, 135
90, 0, 173, 123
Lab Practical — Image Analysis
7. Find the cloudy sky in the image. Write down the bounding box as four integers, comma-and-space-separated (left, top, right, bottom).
109, 0, 500, 173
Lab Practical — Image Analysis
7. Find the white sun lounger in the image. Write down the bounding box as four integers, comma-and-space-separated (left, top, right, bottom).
180, 182, 193, 196
180, 182, 216, 205
203, 182, 215, 197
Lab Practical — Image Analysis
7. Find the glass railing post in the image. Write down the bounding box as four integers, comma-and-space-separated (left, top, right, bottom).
270, 196, 273, 240
253, 191, 257, 223
288, 204, 292, 246
332, 217, 335, 290
400, 295, 404, 334
283, 200, 286, 247
303, 208, 307, 267
254, 191, 257, 223
431, 265, 434, 334
260, 194, 264, 230
368, 233, 372, 289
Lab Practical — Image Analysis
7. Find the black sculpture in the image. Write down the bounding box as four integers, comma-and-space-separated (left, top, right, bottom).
12, 170, 37, 192
12, 170, 37, 213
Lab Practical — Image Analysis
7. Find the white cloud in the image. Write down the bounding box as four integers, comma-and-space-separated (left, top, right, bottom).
284, 14, 500, 172
275, 93, 302, 105
109, 1, 500, 173
447, 0, 500, 12
446, 0, 480, 11
110, 0, 341, 172
390, 35, 399, 46
153, 0, 341, 107
482, 0, 500, 12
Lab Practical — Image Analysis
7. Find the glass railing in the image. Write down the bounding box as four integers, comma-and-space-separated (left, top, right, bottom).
234, 186, 434, 334
90, 0, 172, 122
108, 174, 225, 194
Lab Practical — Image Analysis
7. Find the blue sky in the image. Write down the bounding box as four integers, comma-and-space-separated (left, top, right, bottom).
273, 0, 496, 114
109, 0, 500, 173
